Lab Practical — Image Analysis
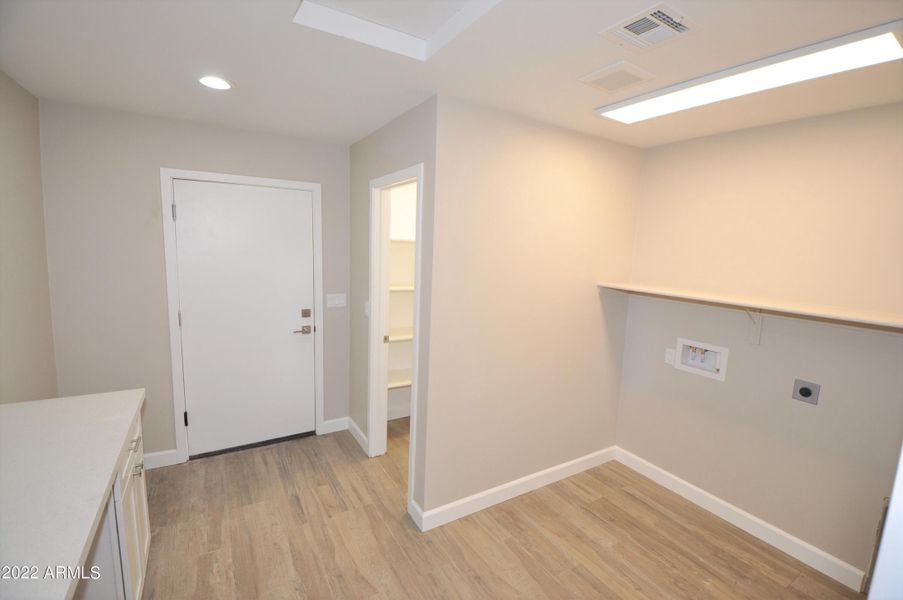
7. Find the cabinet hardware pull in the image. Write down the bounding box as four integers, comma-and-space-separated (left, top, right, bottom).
133, 462, 144, 477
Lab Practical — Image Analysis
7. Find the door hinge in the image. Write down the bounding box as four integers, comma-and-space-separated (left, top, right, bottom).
183, 411, 188, 427
178, 310, 182, 327
171, 203, 177, 220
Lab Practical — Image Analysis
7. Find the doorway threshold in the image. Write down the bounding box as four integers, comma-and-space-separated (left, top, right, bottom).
189, 430, 315, 460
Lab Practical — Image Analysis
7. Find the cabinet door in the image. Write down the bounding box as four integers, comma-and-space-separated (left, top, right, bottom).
133, 440, 151, 569
116, 476, 142, 600
114, 421, 151, 600
73, 494, 125, 600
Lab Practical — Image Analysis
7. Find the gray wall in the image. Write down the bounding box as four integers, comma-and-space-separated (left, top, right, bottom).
38, 100, 350, 453
349, 97, 437, 506
619, 104, 903, 570
618, 297, 903, 570
421, 97, 641, 509
0, 71, 57, 403
630, 104, 903, 316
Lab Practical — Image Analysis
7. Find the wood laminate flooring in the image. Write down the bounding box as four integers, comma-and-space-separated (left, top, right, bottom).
143, 418, 861, 599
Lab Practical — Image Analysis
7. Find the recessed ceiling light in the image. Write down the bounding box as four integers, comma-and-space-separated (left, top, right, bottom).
597, 22, 903, 124
199, 75, 232, 90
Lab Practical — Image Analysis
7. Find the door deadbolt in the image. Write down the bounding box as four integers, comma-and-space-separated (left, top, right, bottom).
301, 308, 311, 318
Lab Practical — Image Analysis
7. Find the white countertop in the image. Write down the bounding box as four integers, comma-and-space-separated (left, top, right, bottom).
0, 389, 145, 600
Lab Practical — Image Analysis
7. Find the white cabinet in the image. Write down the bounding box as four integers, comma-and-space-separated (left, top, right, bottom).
114, 420, 151, 600
74, 416, 150, 600
0, 389, 146, 600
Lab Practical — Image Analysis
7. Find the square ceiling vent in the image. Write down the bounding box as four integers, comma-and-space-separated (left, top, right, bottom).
294, 0, 502, 61
580, 61, 654, 93
601, 3, 695, 51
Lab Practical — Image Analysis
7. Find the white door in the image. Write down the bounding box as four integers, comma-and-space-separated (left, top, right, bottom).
174, 179, 316, 456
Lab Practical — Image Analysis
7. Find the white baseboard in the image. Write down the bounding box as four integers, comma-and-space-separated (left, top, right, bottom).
418, 446, 617, 532
614, 448, 864, 591
388, 404, 411, 421
144, 448, 184, 470
409, 444, 861, 591
407, 499, 425, 530
348, 418, 368, 454
317, 416, 348, 435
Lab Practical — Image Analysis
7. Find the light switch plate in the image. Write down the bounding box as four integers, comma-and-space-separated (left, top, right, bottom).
326, 293, 347, 308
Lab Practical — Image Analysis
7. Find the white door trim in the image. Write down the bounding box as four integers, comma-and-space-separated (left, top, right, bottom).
367, 164, 425, 514
367, 178, 388, 457
160, 168, 325, 464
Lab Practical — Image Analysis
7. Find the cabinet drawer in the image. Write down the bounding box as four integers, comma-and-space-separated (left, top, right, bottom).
118, 418, 143, 491
113, 416, 149, 600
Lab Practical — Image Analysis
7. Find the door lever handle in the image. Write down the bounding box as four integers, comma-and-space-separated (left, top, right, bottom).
293, 326, 312, 334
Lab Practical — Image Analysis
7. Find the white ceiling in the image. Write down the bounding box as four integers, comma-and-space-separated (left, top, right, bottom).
1, 0, 901, 147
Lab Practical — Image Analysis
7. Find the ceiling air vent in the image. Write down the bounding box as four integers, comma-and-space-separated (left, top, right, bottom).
602, 4, 694, 51
579, 61, 654, 93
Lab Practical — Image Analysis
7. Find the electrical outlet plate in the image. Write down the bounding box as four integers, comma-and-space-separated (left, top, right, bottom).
792, 379, 820, 405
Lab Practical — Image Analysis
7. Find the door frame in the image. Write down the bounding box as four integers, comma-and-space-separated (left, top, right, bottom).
367, 164, 424, 467
160, 168, 324, 464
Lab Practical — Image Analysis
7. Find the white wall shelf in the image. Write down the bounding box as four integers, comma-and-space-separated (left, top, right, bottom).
388, 368, 413, 389
598, 282, 903, 331
388, 328, 414, 343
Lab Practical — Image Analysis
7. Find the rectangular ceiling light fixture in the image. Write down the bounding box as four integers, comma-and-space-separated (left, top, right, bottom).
597, 21, 903, 124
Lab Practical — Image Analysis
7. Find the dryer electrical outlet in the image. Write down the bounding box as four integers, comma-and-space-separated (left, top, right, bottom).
674, 338, 728, 381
